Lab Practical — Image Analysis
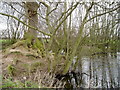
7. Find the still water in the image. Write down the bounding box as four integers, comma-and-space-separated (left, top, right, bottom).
70, 52, 120, 88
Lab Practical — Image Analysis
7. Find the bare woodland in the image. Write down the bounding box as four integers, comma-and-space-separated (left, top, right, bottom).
0, 0, 120, 88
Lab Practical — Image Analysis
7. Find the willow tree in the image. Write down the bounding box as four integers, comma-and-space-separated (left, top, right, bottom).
24, 2, 46, 57
0, 1, 46, 57
25, 2, 39, 38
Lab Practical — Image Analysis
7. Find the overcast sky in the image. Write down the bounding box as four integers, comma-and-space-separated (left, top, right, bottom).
0, 2, 7, 31
0, 0, 119, 31
0, 15, 7, 30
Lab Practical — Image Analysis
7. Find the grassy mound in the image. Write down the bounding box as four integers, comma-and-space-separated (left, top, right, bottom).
1, 44, 65, 88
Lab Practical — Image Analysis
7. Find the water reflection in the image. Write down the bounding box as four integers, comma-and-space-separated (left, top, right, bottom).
78, 52, 120, 88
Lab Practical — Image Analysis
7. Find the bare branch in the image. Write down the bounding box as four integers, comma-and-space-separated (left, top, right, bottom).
47, 3, 58, 16
0, 12, 51, 36
53, 2, 79, 36
86, 5, 120, 23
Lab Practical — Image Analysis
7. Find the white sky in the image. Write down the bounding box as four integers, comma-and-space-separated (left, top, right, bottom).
0, 0, 119, 2
0, 0, 119, 31
0, 2, 7, 31
0, 15, 7, 30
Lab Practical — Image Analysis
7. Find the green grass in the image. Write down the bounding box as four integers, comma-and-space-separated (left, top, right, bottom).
2, 77, 39, 88
0, 39, 16, 50
0, 39, 10, 43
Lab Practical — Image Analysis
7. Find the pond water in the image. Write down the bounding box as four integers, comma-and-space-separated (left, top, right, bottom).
66, 52, 120, 88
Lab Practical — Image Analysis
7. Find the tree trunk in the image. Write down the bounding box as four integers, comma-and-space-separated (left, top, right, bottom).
25, 2, 39, 37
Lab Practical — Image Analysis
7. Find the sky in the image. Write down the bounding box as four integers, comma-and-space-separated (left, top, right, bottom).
0, 15, 7, 30
0, 0, 119, 2
0, 0, 119, 32
0, 2, 7, 31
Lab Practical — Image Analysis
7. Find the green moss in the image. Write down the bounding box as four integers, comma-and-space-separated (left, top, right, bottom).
10, 51, 23, 55
32, 38, 45, 57
24, 32, 45, 57
7, 65, 16, 76
26, 54, 37, 60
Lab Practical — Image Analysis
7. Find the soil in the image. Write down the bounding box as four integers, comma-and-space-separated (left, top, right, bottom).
0, 43, 66, 88
1, 45, 52, 81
